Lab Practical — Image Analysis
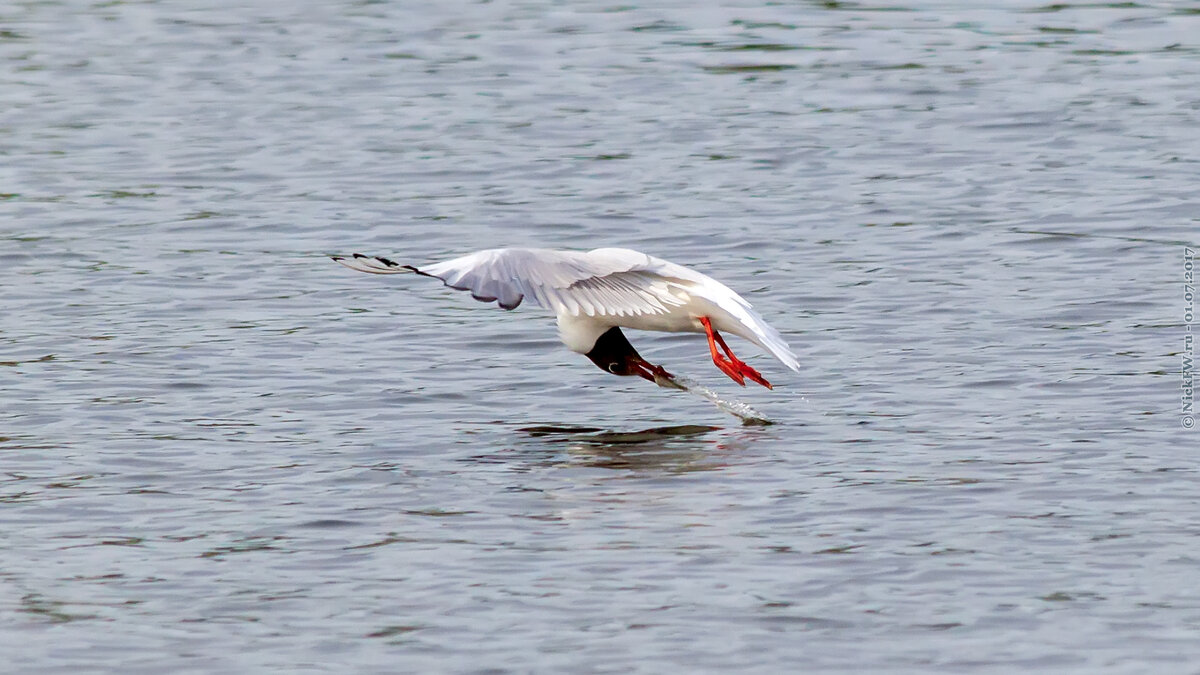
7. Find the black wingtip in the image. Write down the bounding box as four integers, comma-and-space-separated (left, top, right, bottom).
343, 252, 400, 267
498, 296, 524, 310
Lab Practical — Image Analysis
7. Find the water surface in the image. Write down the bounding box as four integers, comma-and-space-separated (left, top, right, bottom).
2, 1, 1197, 672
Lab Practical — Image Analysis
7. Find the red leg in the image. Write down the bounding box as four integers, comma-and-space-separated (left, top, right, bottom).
700, 317, 745, 386
709, 328, 736, 361
699, 317, 773, 389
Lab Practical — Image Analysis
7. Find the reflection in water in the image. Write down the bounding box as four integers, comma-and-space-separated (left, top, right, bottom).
495, 424, 744, 474
520, 424, 720, 443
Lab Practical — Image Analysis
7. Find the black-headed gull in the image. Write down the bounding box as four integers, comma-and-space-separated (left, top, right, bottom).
332, 248, 799, 389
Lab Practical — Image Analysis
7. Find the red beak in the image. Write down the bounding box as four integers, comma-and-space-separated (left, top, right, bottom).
627, 356, 684, 390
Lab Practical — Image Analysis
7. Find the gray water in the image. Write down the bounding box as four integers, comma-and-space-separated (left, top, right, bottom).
2, 1, 1198, 672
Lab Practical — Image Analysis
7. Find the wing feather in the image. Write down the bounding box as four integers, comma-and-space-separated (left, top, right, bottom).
409, 248, 681, 316
331, 253, 408, 274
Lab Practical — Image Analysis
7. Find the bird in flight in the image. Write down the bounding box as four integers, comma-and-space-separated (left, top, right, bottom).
332, 247, 799, 389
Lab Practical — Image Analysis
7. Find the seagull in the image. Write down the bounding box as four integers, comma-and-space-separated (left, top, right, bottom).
332, 248, 799, 389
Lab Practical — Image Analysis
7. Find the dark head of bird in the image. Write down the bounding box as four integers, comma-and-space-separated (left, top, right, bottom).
584, 327, 676, 385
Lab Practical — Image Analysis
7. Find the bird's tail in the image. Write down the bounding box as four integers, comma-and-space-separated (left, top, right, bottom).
331, 253, 416, 275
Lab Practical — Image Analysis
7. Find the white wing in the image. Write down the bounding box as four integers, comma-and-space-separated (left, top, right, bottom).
336, 248, 688, 316
333, 247, 799, 372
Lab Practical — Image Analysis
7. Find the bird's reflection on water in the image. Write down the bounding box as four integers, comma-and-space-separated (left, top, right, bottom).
520, 424, 719, 443
494, 424, 749, 474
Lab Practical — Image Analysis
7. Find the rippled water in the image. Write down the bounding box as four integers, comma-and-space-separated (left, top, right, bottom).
2, 1, 1197, 671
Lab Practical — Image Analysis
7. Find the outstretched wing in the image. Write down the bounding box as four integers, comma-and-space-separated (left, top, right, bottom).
333, 248, 688, 316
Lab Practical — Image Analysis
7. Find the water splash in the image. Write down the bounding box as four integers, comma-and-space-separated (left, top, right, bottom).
658, 373, 773, 426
